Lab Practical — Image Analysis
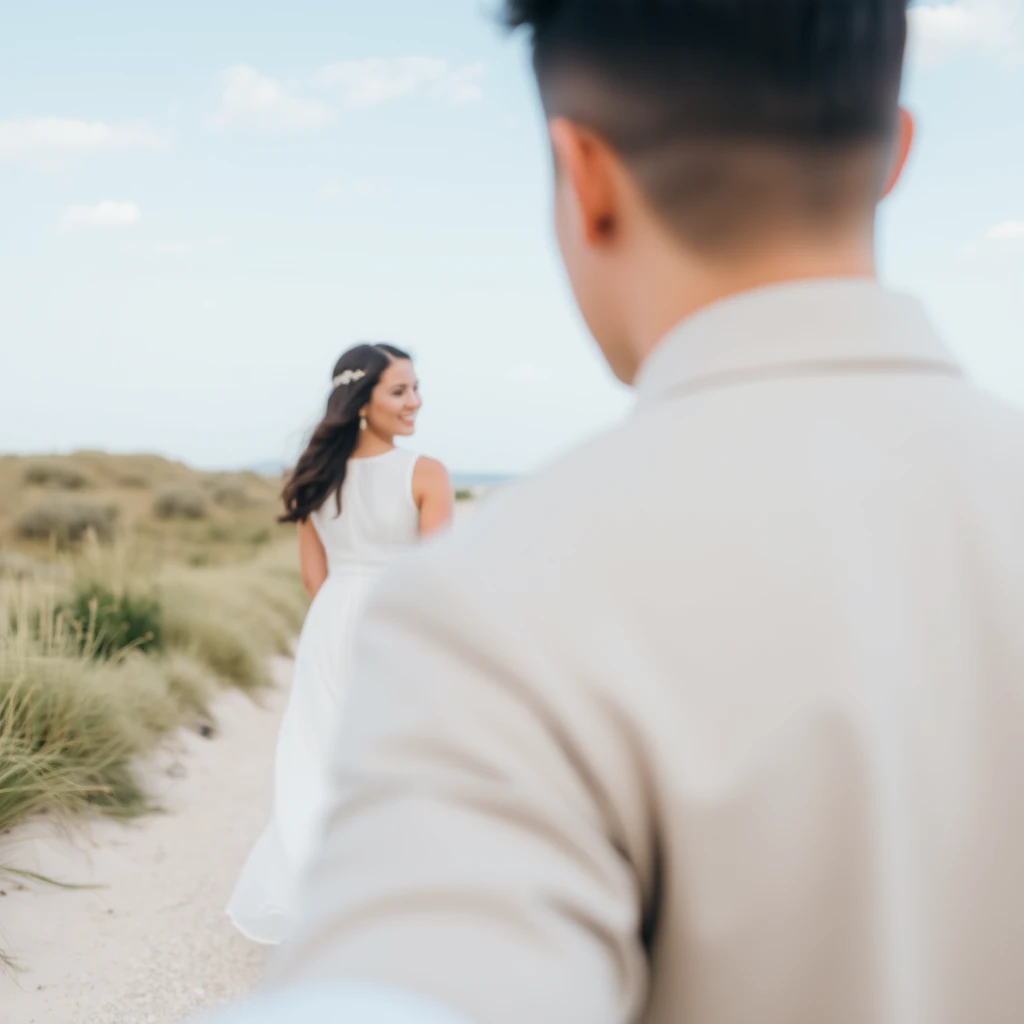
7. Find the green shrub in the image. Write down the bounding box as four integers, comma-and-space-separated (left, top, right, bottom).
211, 483, 256, 510
154, 488, 207, 521
55, 582, 163, 661
16, 501, 118, 546
117, 474, 150, 490
23, 462, 90, 491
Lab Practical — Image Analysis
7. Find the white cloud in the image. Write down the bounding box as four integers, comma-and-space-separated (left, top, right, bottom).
963, 219, 1024, 256
319, 180, 391, 201
908, 0, 1023, 68
60, 201, 141, 232
987, 220, 1024, 240
212, 65, 333, 133
317, 58, 485, 108
436, 62, 486, 105
209, 58, 484, 132
0, 118, 167, 167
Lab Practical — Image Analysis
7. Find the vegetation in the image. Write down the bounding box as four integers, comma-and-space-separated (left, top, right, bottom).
0, 452, 305, 964
23, 462, 91, 491
17, 500, 119, 545
116, 473, 150, 490
0, 552, 46, 582
1, 452, 283, 566
154, 487, 208, 521
54, 581, 164, 661
0, 547, 306, 823
211, 482, 256, 510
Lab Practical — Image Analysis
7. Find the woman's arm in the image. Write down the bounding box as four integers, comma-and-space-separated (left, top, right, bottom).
413, 457, 454, 538
298, 519, 329, 598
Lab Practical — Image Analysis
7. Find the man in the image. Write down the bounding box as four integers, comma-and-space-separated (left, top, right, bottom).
206, 1, 1024, 1022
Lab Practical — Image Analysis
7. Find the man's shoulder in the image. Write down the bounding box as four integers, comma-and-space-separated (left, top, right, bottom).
386, 423, 646, 602
449, 426, 639, 555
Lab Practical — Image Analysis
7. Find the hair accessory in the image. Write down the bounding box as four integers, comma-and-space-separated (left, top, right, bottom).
333, 369, 366, 388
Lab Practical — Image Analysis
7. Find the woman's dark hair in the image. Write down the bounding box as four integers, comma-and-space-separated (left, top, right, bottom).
280, 343, 412, 524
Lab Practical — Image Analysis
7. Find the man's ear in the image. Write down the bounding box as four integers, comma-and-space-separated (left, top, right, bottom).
549, 117, 619, 245
882, 106, 915, 199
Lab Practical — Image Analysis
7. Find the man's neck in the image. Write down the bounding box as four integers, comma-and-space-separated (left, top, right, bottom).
624, 236, 877, 384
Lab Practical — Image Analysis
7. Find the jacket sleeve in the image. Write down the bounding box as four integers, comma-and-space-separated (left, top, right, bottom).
266, 548, 649, 1024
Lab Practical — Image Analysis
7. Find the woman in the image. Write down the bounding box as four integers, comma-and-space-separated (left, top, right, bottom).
227, 342, 453, 945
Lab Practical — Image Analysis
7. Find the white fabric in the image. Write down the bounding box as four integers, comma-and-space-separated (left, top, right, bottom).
192, 982, 475, 1024
226, 447, 420, 945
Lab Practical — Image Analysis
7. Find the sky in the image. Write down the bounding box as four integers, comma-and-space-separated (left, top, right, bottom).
1, 0, 1022, 475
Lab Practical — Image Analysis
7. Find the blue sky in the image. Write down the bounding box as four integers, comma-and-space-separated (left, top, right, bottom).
1, 0, 1022, 474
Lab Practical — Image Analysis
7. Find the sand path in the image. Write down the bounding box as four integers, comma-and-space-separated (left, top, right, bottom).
0, 658, 292, 1024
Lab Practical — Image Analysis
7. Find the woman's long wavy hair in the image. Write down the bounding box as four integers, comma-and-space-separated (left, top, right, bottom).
280, 343, 412, 524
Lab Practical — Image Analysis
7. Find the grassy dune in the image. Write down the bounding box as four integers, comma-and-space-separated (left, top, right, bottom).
0, 453, 306, 952
0, 451, 283, 570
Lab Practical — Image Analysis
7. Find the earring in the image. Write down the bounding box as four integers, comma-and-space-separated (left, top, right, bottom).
359, 415, 367, 431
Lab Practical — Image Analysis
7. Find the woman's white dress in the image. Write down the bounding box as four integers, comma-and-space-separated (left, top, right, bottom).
227, 447, 421, 945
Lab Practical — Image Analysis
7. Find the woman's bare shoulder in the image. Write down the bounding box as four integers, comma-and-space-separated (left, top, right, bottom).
413, 455, 451, 489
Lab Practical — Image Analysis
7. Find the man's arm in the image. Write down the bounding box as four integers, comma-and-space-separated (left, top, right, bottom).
267, 549, 650, 1024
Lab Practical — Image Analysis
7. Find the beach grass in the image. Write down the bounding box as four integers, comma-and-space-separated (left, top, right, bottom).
0, 543, 306, 833
0, 453, 306, 965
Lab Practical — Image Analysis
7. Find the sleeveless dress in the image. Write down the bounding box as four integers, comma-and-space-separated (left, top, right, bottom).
227, 447, 421, 945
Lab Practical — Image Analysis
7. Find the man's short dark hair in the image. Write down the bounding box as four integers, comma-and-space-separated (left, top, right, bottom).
503, 0, 910, 248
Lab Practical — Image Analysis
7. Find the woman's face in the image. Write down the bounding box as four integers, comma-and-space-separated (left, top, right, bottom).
363, 358, 421, 438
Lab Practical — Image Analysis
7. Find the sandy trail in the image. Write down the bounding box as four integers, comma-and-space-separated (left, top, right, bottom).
0, 658, 292, 1024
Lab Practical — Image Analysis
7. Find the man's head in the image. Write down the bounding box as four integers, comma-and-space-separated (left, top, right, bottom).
503, 0, 914, 382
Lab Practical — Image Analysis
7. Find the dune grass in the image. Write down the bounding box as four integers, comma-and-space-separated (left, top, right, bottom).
1, 451, 285, 568
0, 454, 305, 967
0, 543, 306, 835
0, 543, 306, 970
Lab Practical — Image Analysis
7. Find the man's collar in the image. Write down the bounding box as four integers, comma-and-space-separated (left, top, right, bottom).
634, 278, 963, 407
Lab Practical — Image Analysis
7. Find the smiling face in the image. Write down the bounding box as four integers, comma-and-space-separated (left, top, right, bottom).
362, 358, 421, 439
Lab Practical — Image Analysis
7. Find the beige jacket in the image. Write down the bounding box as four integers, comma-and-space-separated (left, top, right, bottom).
270, 280, 1024, 1024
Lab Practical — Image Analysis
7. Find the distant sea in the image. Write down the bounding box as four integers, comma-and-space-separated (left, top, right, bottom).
246, 461, 512, 490
450, 472, 513, 489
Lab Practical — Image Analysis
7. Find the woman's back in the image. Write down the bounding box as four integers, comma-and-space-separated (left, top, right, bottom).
311, 447, 420, 577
